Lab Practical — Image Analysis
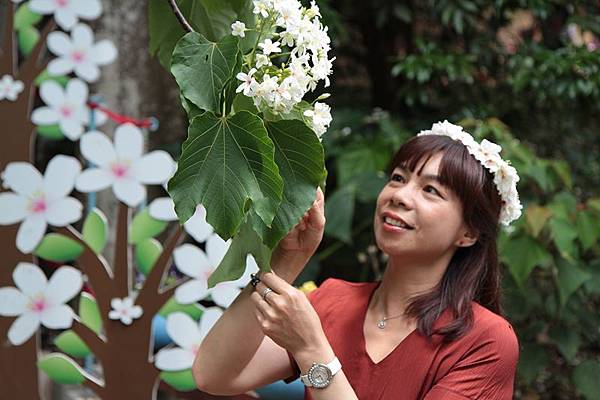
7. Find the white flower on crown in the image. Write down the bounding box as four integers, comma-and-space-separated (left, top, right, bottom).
108, 296, 143, 325
28, 0, 102, 31
417, 120, 523, 226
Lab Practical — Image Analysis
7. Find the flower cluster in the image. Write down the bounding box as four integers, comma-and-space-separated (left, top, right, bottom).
417, 120, 523, 226
232, 0, 334, 138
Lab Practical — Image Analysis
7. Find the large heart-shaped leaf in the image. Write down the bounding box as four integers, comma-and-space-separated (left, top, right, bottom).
556, 259, 591, 307
171, 32, 240, 114
499, 234, 552, 287
168, 111, 283, 239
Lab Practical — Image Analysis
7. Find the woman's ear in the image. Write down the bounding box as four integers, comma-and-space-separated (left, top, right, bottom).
455, 228, 478, 247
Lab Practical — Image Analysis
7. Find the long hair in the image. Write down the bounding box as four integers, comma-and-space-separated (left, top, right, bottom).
385, 134, 504, 343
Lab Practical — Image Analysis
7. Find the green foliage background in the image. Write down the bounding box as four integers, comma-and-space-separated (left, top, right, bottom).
149, 1, 600, 398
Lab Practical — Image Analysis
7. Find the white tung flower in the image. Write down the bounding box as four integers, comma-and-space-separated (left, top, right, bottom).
0, 156, 83, 253
30, 78, 107, 141
0, 263, 83, 346
29, 0, 102, 31
75, 123, 176, 208
304, 102, 332, 137
108, 296, 143, 325
258, 39, 281, 55
148, 198, 213, 243
236, 68, 258, 96
0, 75, 24, 101
154, 309, 223, 371
47, 23, 117, 82
255, 53, 271, 68
231, 21, 246, 38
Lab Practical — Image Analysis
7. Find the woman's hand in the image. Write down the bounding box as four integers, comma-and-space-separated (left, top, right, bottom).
250, 271, 328, 357
272, 187, 326, 265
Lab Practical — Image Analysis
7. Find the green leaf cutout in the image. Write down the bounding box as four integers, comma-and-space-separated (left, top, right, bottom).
34, 70, 70, 87
18, 26, 39, 56
168, 111, 283, 239
160, 369, 197, 392
34, 233, 83, 262
36, 124, 65, 140
129, 208, 168, 244
159, 297, 204, 319
14, 4, 42, 30
54, 330, 91, 359
135, 238, 163, 276
82, 208, 108, 254
38, 353, 87, 385
170, 32, 240, 114
79, 292, 102, 334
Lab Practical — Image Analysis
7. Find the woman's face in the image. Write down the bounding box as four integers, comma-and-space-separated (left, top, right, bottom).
373, 151, 474, 261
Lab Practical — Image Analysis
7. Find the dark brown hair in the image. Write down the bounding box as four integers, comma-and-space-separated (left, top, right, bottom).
386, 134, 504, 343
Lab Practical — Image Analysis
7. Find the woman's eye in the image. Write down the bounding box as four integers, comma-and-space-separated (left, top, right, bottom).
391, 173, 404, 182
424, 185, 440, 195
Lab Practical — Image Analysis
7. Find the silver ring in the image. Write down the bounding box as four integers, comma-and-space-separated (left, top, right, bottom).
261, 287, 274, 303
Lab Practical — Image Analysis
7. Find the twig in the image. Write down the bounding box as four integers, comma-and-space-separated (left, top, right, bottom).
82, 376, 105, 398
167, 0, 194, 33
113, 202, 131, 298
0, 1, 15, 75
18, 19, 56, 83
71, 319, 106, 364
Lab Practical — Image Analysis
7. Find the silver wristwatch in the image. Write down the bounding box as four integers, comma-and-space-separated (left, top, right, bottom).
300, 356, 342, 389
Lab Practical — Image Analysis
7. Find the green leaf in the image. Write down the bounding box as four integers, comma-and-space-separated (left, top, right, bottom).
82, 208, 108, 254
170, 32, 240, 114
335, 144, 390, 186
588, 197, 600, 216
208, 216, 272, 288
352, 171, 388, 203
160, 369, 197, 392
34, 233, 83, 262
158, 297, 204, 319
576, 211, 600, 251
18, 26, 39, 56
38, 353, 87, 385
500, 234, 552, 287
525, 205, 552, 238
517, 343, 549, 385
129, 208, 168, 244
54, 331, 91, 359
549, 217, 578, 261
572, 360, 600, 400
14, 4, 42, 30
168, 111, 283, 239
34, 70, 70, 87
232, 93, 259, 114
248, 119, 325, 249
135, 238, 163, 276
548, 325, 581, 362
36, 124, 65, 140
556, 259, 591, 307
324, 185, 356, 244
551, 160, 572, 189
79, 292, 102, 334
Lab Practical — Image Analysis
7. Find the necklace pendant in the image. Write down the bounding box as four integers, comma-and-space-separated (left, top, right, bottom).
377, 320, 386, 329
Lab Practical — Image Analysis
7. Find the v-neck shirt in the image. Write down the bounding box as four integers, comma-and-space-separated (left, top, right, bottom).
284, 278, 519, 399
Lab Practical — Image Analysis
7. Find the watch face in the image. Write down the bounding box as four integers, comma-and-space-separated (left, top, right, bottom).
309, 364, 332, 388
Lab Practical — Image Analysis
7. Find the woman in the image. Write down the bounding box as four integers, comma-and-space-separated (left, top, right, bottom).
192, 121, 522, 399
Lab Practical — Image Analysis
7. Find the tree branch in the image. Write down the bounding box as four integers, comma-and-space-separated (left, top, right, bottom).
18, 19, 56, 84
168, 0, 194, 33
71, 319, 106, 364
82, 376, 105, 398
0, 1, 15, 75
113, 202, 131, 298
136, 225, 184, 315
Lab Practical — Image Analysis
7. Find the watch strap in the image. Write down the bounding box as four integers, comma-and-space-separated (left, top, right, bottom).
300, 356, 342, 387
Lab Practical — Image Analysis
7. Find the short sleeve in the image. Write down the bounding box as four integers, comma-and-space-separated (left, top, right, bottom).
282, 278, 336, 384
423, 321, 520, 400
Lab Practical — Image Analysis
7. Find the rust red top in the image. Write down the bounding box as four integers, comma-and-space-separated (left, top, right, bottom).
284, 278, 519, 399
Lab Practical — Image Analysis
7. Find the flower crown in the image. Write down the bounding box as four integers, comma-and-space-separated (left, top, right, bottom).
417, 120, 523, 226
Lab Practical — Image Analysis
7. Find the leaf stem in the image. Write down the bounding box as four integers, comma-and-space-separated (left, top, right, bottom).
167, 0, 194, 33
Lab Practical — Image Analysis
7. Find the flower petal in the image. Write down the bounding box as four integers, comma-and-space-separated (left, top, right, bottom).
71, 23, 94, 48
43, 155, 81, 199
13, 262, 47, 297
198, 307, 223, 339
174, 279, 208, 304
31, 107, 59, 125
148, 197, 177, 221
74, 62, 100, 82
174, 244, 211, 279
47, 31, 72, 57
59, 117, 84, 140
80, 131, 116, 167
72, 0, 102, 19
1, 162, 43, 196
65, 78, 88, 105
183, 205, 213, 243
0, 193, 28, 224
166, 312, 202, 349
44, 266, 83, 306
39, 80, 65, 107
0, 287, 28, 316
75, 168, 113, 192
48, 58, 74, 76
55, 8, 77, 30
113, 179, 146, 207
132, 151, 175, 184
29, 0, 57, 14
91, 40, 117, 65
114, 123, 143, 161
46, 197, 82, 226
155, 347, 196, 371
8, 313, 40, 346
16, 215, 47, 253
40, 304, 74, 329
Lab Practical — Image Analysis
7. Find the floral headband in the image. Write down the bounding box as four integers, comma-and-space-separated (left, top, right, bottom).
417, 120, 523, 226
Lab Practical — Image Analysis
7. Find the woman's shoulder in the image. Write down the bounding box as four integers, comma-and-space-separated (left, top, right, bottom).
465, 301, 520, 353
316, 277, 377, 292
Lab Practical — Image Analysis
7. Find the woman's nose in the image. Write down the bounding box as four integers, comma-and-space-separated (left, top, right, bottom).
391, 184, 414, 209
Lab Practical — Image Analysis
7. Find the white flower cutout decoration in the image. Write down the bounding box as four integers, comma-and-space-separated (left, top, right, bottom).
0, 263, 83, 346
47, 23, 117, 82
108, 296, 143, 325
174, 236, 259, 308
31, 78, 107, 141
29, 0, 102, 31
0, 155, 83, 253
155, 309, 223, 371
75, 123, 176, 208
149, 198, 213, 243
0, 75, 24, 102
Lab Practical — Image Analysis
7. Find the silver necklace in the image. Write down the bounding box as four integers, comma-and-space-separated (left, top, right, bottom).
374, 288, 405, 329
